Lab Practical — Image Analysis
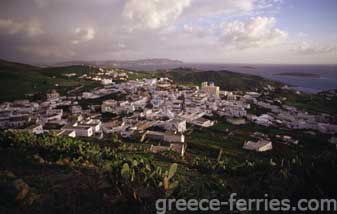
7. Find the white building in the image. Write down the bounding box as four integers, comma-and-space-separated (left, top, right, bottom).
101, 100, 118, 113
70, 105, 82, 114
243, 140, 273, 152
57, 130, 76, 138
200, 82, 220, 98
22, 124, 44, 135
0, 115, 32, 129
245, 92, 261, 98
252, 114, 273, 127
164, 119, 187, 133
62, 123, 94, 137
102, 100, 135, 114
190, 117, 215, 127
41, 109, 63, 123
141, 131, 185, 143
101, 79, 113, 85
79, 119, 102, 133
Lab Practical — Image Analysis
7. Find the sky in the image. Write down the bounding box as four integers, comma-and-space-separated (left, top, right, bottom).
0, 0, 336, 64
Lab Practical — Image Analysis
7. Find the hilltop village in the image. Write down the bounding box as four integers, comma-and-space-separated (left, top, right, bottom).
1, 67, 337, 156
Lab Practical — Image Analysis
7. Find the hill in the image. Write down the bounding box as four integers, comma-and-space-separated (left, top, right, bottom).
55, 58, 184, 68
1, 126, 336, 213
0, 59, 98, 101
0, 59, 38, 72
162, 68, 282, 91
0, 59, 283, 101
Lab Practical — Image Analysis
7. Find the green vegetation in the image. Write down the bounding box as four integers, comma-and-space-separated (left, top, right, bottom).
187, 118, 333, 160
0, 131, 180, 213
127, 70, 160, 80
0, 60, 99, 101
269, 88, 337, 114
0, 59, 281, 102
128, 68, 282, 91
161, 68, 282, 91
1, 124, 336, 213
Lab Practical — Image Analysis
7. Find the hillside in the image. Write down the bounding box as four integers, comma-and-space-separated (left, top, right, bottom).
1, 60, 337, 213
1, 126, 336, 213
0, 59, 38, 72
162, 68, 282, 91
0, 59, 281, 101
0, 59, 98, 101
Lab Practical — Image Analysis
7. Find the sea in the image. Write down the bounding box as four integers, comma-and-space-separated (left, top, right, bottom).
124, 63, 337, 93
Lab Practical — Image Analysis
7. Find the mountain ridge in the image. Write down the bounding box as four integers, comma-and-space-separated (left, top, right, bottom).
53, 58, 184, 67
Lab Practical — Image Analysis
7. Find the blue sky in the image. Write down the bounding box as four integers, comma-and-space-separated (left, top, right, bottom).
0, 0, 336, 64
277, 0, 337, 39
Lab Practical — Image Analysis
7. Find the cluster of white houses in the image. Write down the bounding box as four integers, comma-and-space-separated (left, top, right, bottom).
246, 100, 337, 135
1, 72, 337, 156
78, 67, 129, 85
0, 91, 104, 138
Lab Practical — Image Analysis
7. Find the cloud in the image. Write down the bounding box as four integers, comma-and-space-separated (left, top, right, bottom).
20, 45, 75, 58
255, 0, 283, 9
0, 0, 335, 64
220, 16, 287, 49
117, 43, 126, 49
293, 41, 337, 55
0, 18, 44, 37
71, 27, 96, 44
121, 0, 282, 31
34, 0, 49, 8
185, 0, 254, 17
183, 0, 282, 19
123, 0, 191, 30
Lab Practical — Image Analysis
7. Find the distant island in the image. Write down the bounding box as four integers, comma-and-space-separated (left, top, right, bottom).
275, 72, 320, 78
241, 66, 256, 69
54, 58, 184, 67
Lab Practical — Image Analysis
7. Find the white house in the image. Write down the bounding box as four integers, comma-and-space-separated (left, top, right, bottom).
243, 140, 273, 152
62, 123, 94, 137
70, 105, 82, 114
101, 100, 118, 113
190, 117, 215, 127
164, 119, 187, 133
101, 79, 113, 85
200, 82, 220, 98
141, 131, 185, 143
164, 132, 185, 143
23, 124, 44, 135
101, 100, 135, 114
252, 114, 274, 127
80, 119, 102, 133
57, 130, 76, 138
73, 126, 94, 137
